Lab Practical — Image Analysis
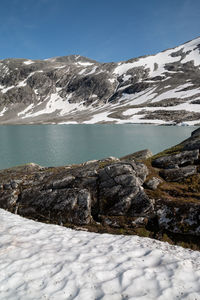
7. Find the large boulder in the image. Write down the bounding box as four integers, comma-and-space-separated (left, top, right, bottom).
0, 159, 151, 226
99, 162, 151, 216
19, 187, 92, 225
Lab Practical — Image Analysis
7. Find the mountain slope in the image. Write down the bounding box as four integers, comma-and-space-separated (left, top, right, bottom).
0, 37, 200, 124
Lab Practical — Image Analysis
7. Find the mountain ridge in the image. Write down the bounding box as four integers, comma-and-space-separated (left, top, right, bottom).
0, 36, 200, 124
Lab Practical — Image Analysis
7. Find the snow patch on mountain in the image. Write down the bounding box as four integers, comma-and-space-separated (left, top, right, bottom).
113, 48, 181, 77
0, 107, 7, 116
0, 36, 200, 124
1, 85, 15, 93
24, 60, 34, 65
77, 61, 94, 67
151, 85, 200, 103
18, 104, 34, 116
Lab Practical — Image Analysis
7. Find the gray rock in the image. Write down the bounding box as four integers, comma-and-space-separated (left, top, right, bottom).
104, 163, 134, 177
114, 174, 140, 186
159, 165, 197, 182
128, 190, 153, 216
3, 183, 12, 190
49, 176, 75, 189
103, 188, 139, 216
20, 187, 92, 225
99, 162, 151, 216
156, 203, 200, 236
120, 149, 153, 161
182, 136, 200, 151
152, 150, 199, 169
145, 177, 162, 190
134, 162, 149, 183
10, 180, 19, 189
73, 189, 92, 225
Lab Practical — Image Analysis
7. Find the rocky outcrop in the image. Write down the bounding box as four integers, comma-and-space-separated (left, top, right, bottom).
0, 159, 152, 225
152, 149, 199, 168
159, 165, 197, 182
0, 130, 200, 249
120, 149, 153, 162
98, 162, 150, 216
156, 201, 200, 236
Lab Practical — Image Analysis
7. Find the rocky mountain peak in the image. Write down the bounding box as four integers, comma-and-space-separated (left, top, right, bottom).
0, 36, 200, 124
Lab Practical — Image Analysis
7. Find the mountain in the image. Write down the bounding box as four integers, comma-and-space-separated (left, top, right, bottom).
0, 37, 200, 124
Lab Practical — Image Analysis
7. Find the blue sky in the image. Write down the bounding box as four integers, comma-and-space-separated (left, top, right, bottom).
0, 0, 199, 62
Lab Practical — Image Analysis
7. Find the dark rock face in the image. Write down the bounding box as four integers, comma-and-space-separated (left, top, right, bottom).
159, 165, 197, 182
0, 157, 151, 227
183, 137, 200, 151
156, 201, 200, 236
151, 138, 200, 183
191, 127, 200, 137
152, 150, 199, 169
20, 187, 92, 225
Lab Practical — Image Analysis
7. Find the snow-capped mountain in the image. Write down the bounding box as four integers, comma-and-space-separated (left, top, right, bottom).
0, 37, 200, 124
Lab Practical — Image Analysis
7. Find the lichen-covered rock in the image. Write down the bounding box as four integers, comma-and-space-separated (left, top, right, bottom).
183, 136, 200, 151
145, 177, 162, 190
99, 163, 151, 216
47, 176, 75, 189
181, 128, 200, 151
156, 202, 200, 236
152, 149, 199, 169
120, 149, 153, 161
0, 189, 19, 209
19, 187, 92, 225
159, 165, 197, 182
3, 183, 12, 190
134, 162, 149, 183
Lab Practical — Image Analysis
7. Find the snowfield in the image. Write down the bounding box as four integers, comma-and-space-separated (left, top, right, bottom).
0, 209, 200, 300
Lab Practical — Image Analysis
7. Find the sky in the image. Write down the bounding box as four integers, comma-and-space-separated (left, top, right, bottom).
0, 0, 199, 62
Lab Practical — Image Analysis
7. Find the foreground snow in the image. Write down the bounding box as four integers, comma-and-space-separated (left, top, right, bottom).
0, 209, 200, 300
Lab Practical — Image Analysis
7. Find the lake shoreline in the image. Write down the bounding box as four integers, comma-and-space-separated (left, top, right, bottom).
0, 128, 200, 250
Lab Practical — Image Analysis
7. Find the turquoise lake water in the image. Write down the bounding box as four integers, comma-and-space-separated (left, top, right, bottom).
0, 124, 196, 170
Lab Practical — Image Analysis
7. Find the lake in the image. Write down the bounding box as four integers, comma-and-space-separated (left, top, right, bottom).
0, 124, 196, 170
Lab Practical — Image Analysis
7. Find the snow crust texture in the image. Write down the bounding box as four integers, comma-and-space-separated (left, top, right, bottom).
0, 209, 200, 300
